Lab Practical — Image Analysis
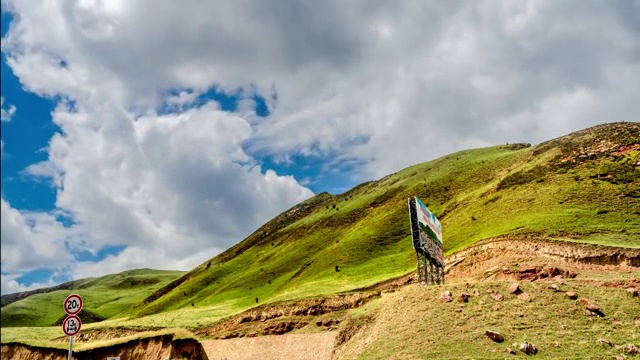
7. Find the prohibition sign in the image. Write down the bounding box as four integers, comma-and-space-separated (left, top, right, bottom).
62, 315, 82, 337
64, 294, 83, 315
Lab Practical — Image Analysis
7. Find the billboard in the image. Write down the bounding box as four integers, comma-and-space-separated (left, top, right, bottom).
411, 197, 444, 266
415, 197, 442, 245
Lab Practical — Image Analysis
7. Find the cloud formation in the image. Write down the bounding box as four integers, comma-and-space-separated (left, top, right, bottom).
1, 0, 638, 291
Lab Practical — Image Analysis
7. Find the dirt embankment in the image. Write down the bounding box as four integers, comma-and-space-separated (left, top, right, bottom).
194, 291, 381, 339
1, 335, 207, 360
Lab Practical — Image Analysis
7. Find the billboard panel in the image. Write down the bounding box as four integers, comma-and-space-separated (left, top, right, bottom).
415, 197, 442, 245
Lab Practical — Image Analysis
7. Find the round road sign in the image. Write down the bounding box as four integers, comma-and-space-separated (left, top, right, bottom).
64, 294, 83, 315
62, 315, 82, 337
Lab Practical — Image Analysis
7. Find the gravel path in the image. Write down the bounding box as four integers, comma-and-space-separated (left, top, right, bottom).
201, 332, 336, 360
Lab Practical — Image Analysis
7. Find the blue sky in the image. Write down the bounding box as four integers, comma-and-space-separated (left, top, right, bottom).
1, 1, 638, 294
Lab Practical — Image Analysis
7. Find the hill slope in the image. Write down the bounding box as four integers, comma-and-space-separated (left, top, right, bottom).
0, 269, 185, 327
116, 122, 639, 327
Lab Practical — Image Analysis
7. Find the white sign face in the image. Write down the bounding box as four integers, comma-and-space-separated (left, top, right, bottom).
107, 357, 121, 360
62, 315, 82, 337
64, 294, 83, 315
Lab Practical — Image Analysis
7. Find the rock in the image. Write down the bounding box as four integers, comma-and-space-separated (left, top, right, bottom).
628, 287, 638, 297
627, 344, 638, 354
485, 330, 504, 343
458, 292, 471, 302
615, 345, 623, 350
615, 355, 623, 360
506, 348, 516, 355
473, 288, 480, 296
455, 308, 462, 313
553, 341, 560, 347
597, 338, 612, 347
479, 300, 485, 305
548, 284, 560, 291
440, 291, 453, 303
566, 291, 578, 300
612, 321, 623, 326
493, 304, 501, 311
517, 292, 532, 302
486, 289, 494, 294
579, 298, 604, 317
315, 320, 323, 326
520, 342, 538, 355
510, 283, 521, 294
492, 293, 505, 301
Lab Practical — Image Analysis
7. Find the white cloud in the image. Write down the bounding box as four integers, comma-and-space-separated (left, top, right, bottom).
1, 0, 639, 290
1, 96, 16, 122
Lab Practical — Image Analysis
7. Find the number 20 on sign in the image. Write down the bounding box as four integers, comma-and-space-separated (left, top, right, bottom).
63, 294, 83, 360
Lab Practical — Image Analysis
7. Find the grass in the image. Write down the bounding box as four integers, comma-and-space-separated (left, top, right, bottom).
2, 122, 639, 346
0, 269, 184, 327
335, 276, 640, 359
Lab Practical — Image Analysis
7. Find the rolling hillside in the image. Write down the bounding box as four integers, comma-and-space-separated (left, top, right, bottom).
118, 122, 639, 326
0, 269, 185, 327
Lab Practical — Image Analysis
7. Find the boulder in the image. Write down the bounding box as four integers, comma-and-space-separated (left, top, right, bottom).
485, 330, 504, 343
520, 342, 538, 355
517, 292, 532, 302
510, 283, 521, 294
440, 291, 453, 303
579, 298, 602, 315
458, 292, 471, 303
492, 293, 505, 301
627, 344, 638, 355
566, 291, 578, 300
597, 338, 612, 347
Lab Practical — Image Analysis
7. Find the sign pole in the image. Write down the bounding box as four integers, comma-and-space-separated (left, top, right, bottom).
68, 336, 73, 360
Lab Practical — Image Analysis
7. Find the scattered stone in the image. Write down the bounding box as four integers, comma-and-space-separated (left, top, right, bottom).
517, 292, 532, 302
398, 296, 405, 302
628, 287, 638, 297
598, 338, 612, 347
466, 282, 471, 288
615, 345, 623, 350
580, 298, 604, 317
473, 288, 480, 296
455, 308, 462, 313
485, 330, 504, 343
486, 289, 494, 294
615, 355, 624, 360
566, 291, 578, 300
479, 300, 485, 305
612, 320, 623, 326
492, 293, 505, 301
548, 284, 560, 292
458, 292, 471, 303
520, 342, 538, 355
506, 348, 516, 355
553, 342, 560, 348
440, 291, 453, 303
510, 283, 521, 294
459, 304, 465, 308
627, 344, 638, 354
512, 343, 518, 348
493, 304, 501, 311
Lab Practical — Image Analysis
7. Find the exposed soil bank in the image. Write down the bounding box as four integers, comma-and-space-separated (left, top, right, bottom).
1, 334, 208, 360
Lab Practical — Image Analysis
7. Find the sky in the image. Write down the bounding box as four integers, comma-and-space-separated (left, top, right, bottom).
1, 1, 639, 295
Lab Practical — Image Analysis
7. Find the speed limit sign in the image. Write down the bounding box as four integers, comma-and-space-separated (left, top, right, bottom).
64, 294, 83, 315
62, 315, 82, 337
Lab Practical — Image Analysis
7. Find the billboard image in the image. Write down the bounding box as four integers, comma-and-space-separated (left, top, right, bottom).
415, 197, 442, 245
409, 197, 444, 267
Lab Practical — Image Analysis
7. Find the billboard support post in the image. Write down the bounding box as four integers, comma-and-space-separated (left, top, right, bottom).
408, 197, 444, 286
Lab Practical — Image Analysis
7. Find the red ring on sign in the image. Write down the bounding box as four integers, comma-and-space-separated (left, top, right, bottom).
64, 294, 83, 315
62, 315, 82, 337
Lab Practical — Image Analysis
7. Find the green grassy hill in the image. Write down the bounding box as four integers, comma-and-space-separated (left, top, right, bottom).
118, 122, 639, 326
0, 269, 184, 327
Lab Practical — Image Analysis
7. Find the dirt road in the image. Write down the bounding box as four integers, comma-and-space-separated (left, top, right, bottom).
201, 332, 336, 360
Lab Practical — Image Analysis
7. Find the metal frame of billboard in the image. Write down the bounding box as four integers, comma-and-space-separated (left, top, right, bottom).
408, 197, 444, 285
